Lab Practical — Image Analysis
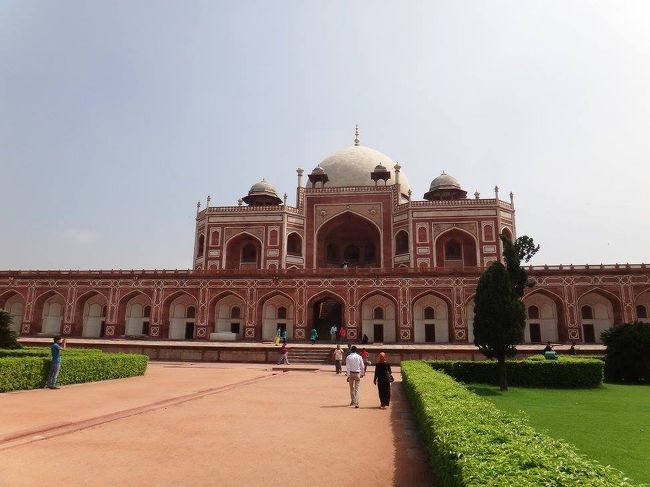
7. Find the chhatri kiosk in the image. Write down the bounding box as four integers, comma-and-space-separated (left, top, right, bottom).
1, 128, 649, 345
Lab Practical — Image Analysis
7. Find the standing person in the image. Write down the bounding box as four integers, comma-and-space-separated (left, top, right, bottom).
274, 327, 281, 346
360, 348, 370, 372
282, 328, 288, 345
543, 341, 554, 353
46, 336, 65, 389
277, 343, 290, 365
362, 334, 369, 344
310, 328, 318, 344
332, 344, 344, 374
373, 352, 393, 409
330, 324, 338, 343
345, 346, 365, 408
339, 325, 347, 343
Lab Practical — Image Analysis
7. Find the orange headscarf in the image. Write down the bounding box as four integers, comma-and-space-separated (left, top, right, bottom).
377, 352, 387, 363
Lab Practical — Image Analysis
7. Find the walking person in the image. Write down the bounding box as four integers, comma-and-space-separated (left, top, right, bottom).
45, 336, 65, 389
345, 346, 365, 408
373, 352, 393, 409
332, 344, 343, 374
310, 327, 318, 344
330, 324, 338, 343
277, 343, 290, 365
360, 348, 370, 372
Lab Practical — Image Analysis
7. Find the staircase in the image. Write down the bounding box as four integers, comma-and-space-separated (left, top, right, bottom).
288, 347, 333, 364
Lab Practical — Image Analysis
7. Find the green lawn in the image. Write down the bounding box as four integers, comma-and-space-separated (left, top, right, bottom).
468, 383, 650, 485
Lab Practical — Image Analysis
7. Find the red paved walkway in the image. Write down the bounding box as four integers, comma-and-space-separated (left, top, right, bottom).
0, 363, 433, 486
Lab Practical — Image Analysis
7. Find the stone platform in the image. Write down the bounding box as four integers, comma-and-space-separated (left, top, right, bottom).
18, 337, 605, 364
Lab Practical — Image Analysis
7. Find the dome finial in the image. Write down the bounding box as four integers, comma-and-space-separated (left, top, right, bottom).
354, 125, 360, 146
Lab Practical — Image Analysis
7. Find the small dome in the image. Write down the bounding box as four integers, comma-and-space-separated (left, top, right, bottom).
374, 163, 387, 171
310, 166, 325, 175
429, 172, 461, 191
243, 178, 282, 206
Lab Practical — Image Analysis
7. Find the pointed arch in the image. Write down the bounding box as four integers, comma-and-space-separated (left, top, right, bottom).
0, 290, 26, 335
359, 290, 398, 343
33, 290, 66, 335
433, 227, 479, 268
224, 232, 264, 270
258, 290, 296, 341
412, 291, 453, 343
73, 290, 109, 337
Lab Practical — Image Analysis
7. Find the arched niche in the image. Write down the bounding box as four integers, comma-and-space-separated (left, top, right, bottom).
225, 233, 262, 270
261, 294, 294, 341
287, 232, 302, 257
635, 291, 650, 323
316, 212, 380, 268
578, 291, 616, 343
523, 293, 559, 343
211, 294, 245, 340
1, 292, 25, 334
81, 293, 108, 338
412, 294, 450, 343
360, 293, 396, 343
435, 229, 477, 269
124, 294, 152, 336
166, 293, 198, 340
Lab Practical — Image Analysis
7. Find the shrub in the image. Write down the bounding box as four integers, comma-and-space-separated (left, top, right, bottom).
428, 356, 603, 388
0, 353, 148, 392
0, 310, 21, 349
401, 361, 632, 486
602, 322, 650, 383
0, 347, 103, 358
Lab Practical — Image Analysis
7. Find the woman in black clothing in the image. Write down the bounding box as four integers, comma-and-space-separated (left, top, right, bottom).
373, 352, 392, 409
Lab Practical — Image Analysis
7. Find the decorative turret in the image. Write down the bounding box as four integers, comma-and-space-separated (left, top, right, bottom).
242, 179, 283, 206
370, 163, 391, 185
423, 172, 468, 201
308, 166, 329, 187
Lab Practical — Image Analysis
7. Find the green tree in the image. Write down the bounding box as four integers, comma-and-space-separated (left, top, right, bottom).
0, 309, 21, 349
473, 235, 539, 390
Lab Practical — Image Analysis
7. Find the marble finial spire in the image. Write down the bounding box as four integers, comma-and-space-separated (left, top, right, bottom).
354, 125, 360, 146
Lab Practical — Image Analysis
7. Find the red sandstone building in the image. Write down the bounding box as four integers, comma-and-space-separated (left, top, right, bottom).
2, 130, 649, 344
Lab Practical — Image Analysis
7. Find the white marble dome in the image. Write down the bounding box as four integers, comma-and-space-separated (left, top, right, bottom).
429, 172, 461, 191
317, 145, 410, 195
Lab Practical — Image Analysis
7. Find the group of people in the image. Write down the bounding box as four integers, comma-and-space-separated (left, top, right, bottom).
344, 346, 393, 409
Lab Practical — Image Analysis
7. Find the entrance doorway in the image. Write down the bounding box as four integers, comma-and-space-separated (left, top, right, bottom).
185, 322, 195, 340
582, 324, 595, 343
312, 298, 342, 341
374, 324, 384, 343
424, 324, 435, 343
529, 323, 541, 343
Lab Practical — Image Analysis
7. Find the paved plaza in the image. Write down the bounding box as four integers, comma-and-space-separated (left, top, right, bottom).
0, 363, 432, 486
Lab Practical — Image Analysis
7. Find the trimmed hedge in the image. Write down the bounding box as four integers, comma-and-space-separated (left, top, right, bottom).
0, 347, 103, 358
401, 361, 633, 486
428, 356, 603, 388
0, 353, 148, 392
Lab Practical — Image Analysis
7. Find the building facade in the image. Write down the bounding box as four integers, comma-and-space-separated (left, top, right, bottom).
2, 132, 649, 344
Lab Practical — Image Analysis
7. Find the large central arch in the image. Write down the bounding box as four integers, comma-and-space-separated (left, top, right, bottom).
315, 212, 381, 268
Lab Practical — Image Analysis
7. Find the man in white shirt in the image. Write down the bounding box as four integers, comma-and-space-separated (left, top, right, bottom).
330, 324, 338, 343
345, 346, 365, 408
333, 344, 343, 374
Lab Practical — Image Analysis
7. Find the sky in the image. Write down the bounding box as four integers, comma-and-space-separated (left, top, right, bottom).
1, 0, 649, 269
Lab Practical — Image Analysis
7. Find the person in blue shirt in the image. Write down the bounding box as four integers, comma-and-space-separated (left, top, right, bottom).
46, 336, 65, 389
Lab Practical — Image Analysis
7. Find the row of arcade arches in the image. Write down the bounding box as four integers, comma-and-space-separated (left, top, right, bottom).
2, 288, 649, 343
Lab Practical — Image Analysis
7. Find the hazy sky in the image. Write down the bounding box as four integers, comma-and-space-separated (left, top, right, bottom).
1, 1, 649, 269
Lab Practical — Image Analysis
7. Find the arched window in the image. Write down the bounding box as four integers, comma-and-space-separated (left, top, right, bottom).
528, 305, 540, 320
186, 306, 196, 319
231, 306, 241, 319
241, 244, 257, 263
395, 231, 409, 255
581, 305, 593, 320
287, 233, 302, 256
144, 306, 151, 318
344, 245, 360, 263
197, 234, 205, 258
327, 244, 339, 263
424, 306, 435, 320
417, 226, 427, 243
637, 305, 648, 319
277, 306, 287, 319
373, 307, 384, 320
445, 240, 462, 260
